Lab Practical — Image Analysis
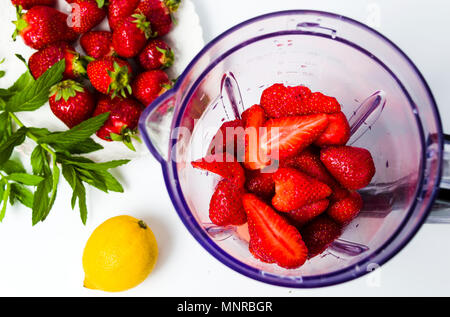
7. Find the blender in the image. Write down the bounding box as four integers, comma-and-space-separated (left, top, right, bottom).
139, 10, 450, 287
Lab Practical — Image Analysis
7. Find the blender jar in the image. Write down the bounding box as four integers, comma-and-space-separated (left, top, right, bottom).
139, 10, 449, 287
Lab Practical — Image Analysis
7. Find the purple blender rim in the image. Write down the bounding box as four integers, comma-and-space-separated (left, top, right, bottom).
138, 10, 444, 288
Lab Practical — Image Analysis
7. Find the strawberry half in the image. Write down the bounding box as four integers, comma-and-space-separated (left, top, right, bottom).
272, 167, 332, 212
242, 105, 270, 170
242, 194, 308, 269
327, 191, 363, 224
248, 218, 275, 264
286, 199, 330, 227
321, 146, 376, 190
191, 152, 245, 187
315, 112, 351, 147
300, 215, 342, 258
260, 114, 329, 160
209, 180, 247, 226
207, 119, 245, 156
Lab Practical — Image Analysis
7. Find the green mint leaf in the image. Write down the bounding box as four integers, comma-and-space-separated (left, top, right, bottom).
0, 182, 11, 222
60, 158, 130, 171
7, 173, 44, 186
76, 178, 88, 225
0, 71, 34, 101
10, 183, 33, 208
74, 167, 108, 193
0, 158, 26, 175
0, 112, 12, 144
0, 127, 27, 166
96, 170, 124, 193
30, 146, 47, 175
5, 60, 65, 113
37, 113, 110, 146
32, 180, 50, 225
42, 162, 59, 221
53, 138, 104, 155
28, 127, 51, 139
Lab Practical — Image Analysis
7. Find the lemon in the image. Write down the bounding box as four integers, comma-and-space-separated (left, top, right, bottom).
82, 215, 158, 292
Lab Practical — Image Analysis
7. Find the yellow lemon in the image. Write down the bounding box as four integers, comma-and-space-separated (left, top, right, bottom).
82, 215, 158, 292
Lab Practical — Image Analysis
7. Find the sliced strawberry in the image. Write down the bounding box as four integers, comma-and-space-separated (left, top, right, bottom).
208, 119, 245, 156
191, 153, 245, 187
321, 146, 376, 190
242, 194, 308, 269
248, 218, 275, 264
301, 215, 342, 258
327, 191, 363, 224
286, 199, 330, 227
260, 114, 329, 160
315, 112, 350, 147
244, 169, 275, 201
272, 168, 332, 212
209, 180, 247, 226
242, 105, 271, 170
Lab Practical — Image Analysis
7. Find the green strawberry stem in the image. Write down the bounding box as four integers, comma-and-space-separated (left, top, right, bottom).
11, 6, 27, 41
50, 80, 85, 102
156, 46, 175, 68
165, 0, 181, 12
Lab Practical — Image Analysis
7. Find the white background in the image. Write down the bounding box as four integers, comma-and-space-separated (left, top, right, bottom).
0, 0, 450, 296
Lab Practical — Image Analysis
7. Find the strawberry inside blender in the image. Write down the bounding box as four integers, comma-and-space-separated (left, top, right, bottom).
191, 83, 376, 269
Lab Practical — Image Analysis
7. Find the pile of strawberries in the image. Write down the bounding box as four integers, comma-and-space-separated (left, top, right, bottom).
11, 0, 179, 148
192, 83, 376, 269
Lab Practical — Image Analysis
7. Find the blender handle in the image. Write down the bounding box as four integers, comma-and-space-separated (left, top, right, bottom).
138, 89, 177, 164
427, 134, 450, 223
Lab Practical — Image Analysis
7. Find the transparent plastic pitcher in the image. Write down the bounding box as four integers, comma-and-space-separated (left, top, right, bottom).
139, 11, 449, 287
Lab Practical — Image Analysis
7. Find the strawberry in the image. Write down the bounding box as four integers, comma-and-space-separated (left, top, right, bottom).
260, 84, 298, 119
260, 84, 340, 118
49, 80, 95, 128
242, 194, 308, 269
302, 92, 341, 115
94, 96, 143, 149
281, 147, 336, 186
138, 39, 174, 70
247, 218, 275, 264
207, 119, 245, 156
281, 148, 351, 202
87, 57, 133, 98
209, 179, 247, 226
242, 105, 270, 170
11, 0, 55, 10
272, 167, 332, 212
300, 215, 342, 257
191, 152, 245, 187
136, 0, 181, 37
67, 0, 106, 34
289, 85, 312, 100
28, 41, 86, 80
244, 169, 275, 201
131, 70, 171, 106
112, 13, 152, 58
320, 146, 376, 190
327, 191, 363, 224
315, 112, 351, 147
286, 199, 330, 227
80, 31, 114, 59
260, 114, 329, 160
12, 6, 78, 50
107, 0, 140, 30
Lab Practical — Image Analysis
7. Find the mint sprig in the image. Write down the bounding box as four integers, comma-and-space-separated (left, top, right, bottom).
0, 61, 130, 225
